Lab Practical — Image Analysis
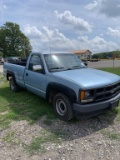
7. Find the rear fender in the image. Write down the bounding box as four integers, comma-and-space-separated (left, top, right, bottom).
6, 71, 15, 81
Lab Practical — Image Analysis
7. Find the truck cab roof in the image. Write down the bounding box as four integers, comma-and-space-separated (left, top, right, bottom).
31, 51, 73, 55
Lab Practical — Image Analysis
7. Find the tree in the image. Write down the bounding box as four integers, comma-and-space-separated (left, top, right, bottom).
92, 54, 99, 59
0, 22, 32, 58
0, 51, 3, 57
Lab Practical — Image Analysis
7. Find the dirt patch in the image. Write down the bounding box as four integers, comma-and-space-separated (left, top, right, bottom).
0, 65, 3, 73
0, 111, 9, 115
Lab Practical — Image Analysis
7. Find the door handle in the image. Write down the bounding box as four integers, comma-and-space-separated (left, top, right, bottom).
26, 73, 28, 76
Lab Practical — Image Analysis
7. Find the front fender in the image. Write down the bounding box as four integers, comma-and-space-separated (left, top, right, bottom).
46, 82, 77, 103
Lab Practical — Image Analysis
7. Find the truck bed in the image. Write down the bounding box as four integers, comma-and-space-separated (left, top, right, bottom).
5, 58, 27, 66
4, 62, 26, 88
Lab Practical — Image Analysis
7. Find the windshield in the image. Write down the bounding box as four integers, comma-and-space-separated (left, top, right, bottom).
44, 53, 86, 72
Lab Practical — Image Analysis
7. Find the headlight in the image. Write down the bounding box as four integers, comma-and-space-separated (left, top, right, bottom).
80, 90, 94, 103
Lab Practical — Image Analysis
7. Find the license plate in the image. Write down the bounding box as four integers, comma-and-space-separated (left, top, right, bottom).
110, 100, 119, 109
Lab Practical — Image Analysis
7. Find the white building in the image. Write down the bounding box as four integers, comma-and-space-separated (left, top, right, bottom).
70, 50, 92, 59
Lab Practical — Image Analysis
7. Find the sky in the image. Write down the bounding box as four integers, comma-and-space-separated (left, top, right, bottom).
0, 0, 120, 53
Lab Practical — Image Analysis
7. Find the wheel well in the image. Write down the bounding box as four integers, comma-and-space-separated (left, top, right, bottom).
7, 73, 12, 81
47, 89, 59, 103
47, 89, 75, 104
7, 71, 15, 81
46, 83, 77, 104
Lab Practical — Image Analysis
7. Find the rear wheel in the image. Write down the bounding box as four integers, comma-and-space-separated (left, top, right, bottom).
53, 93, 74, 121
10, 77, 20, 92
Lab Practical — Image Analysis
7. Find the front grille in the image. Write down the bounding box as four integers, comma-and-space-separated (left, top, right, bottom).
94, 81, 120, 102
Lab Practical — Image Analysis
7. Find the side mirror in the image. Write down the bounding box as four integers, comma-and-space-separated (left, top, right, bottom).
33, 65, 42, 71
81, 60, 88, 66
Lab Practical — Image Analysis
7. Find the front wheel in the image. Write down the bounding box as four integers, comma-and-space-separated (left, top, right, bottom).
53, 93, 74, 121
10, 77, 20, 92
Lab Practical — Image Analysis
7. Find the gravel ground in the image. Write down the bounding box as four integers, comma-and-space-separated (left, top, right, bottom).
0, 112, 120, 160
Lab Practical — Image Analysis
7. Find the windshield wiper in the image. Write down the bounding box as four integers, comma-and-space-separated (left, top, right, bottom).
72, 65, 81, 69
49, 67, 64, 71
65, 66, 86, 70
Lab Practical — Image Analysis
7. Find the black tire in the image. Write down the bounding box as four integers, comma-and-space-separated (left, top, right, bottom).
53, 93, 74, 121
10, 77, 20, 92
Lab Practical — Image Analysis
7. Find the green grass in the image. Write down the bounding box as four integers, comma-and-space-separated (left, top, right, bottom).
98, 67, 120, 76
0, 73, 56, 129
3, 131, 15, 142
26, 130, 68, 155
101, 130, 120, 141
3, 131, 22, 145
108, 133, 120, 140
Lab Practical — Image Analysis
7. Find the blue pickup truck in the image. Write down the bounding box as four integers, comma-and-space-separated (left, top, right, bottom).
3, 52, 120, 121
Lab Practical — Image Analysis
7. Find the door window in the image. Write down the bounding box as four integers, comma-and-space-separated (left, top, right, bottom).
28, 55, 43, 73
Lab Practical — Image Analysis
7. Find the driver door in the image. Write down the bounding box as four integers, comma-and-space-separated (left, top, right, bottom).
24, 54, 47, 98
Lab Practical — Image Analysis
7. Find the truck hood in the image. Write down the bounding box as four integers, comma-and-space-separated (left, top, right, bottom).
52, 68, 120, 89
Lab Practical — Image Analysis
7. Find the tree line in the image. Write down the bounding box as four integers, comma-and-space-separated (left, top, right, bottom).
0, 22, 32, 58
92, 50, 120, 59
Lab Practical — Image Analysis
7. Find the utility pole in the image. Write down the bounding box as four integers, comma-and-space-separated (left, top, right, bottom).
49, 39, 51, 54
22, 38, 26, 58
